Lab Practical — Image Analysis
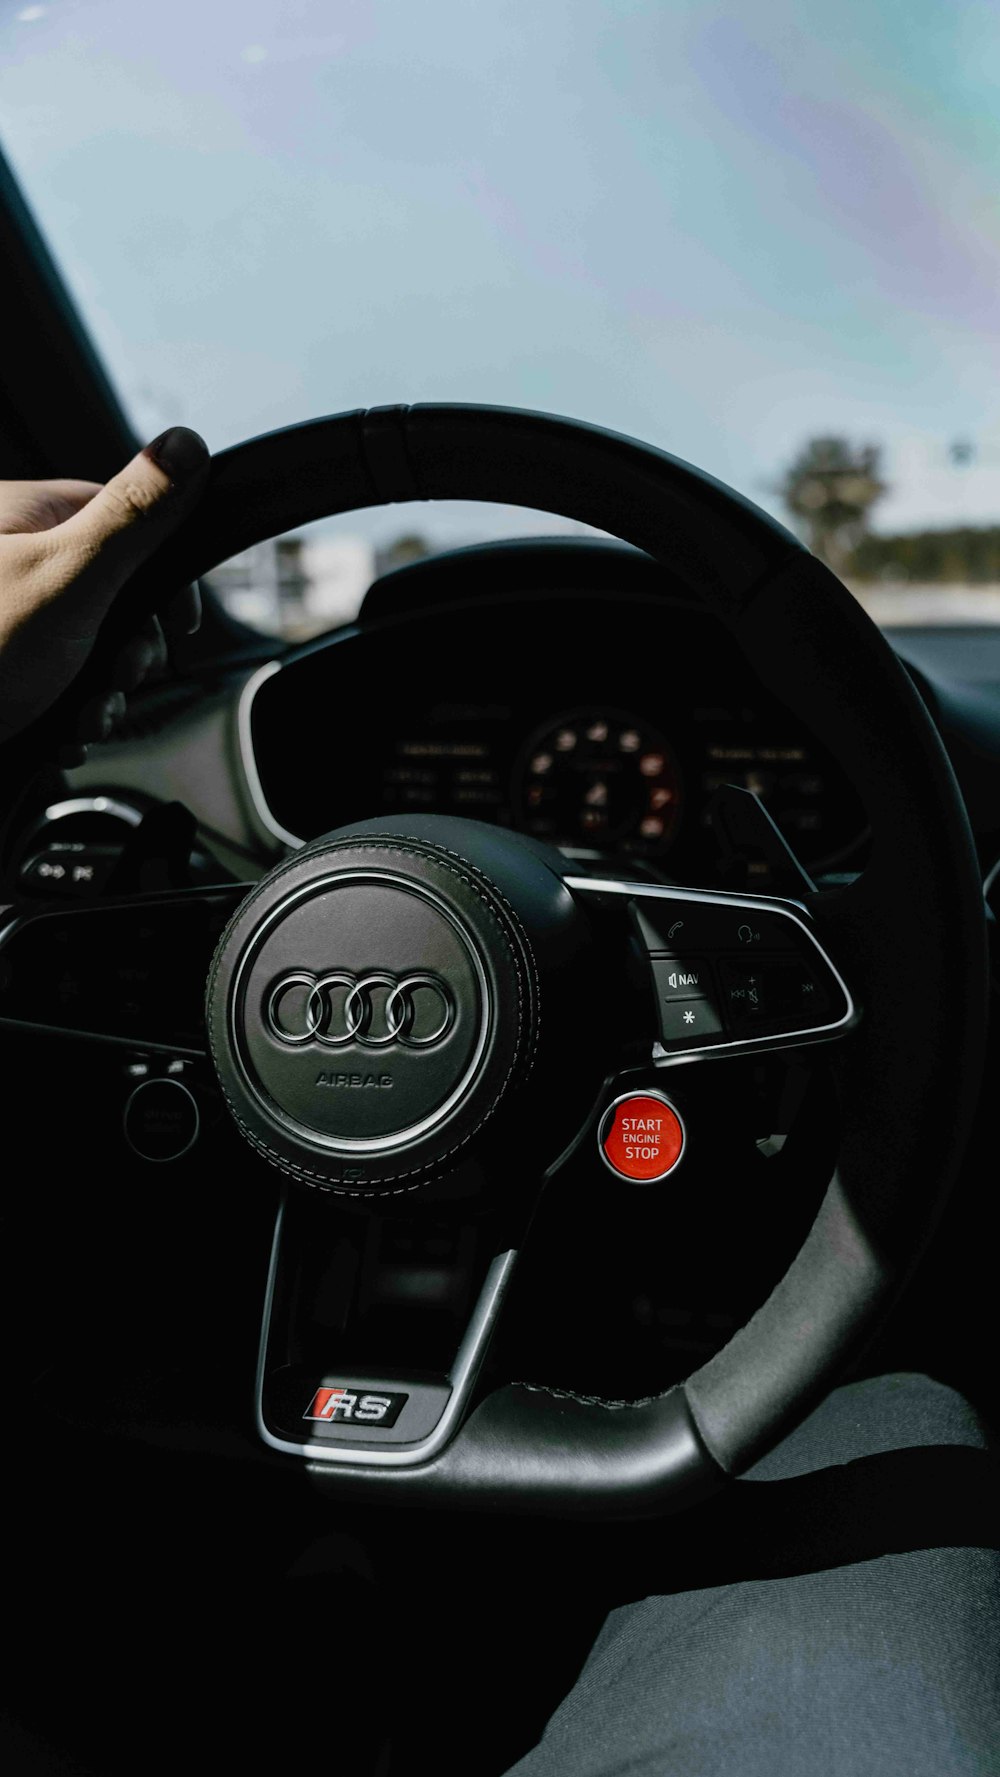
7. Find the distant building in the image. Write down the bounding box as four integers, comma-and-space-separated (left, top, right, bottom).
300, 535, 376, 634
204, 537, 308, 634
205, 533, 375, 638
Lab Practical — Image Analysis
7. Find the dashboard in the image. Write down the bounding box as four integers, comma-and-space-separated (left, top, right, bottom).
245, 541, 869, 885
25, 536, 1000, 910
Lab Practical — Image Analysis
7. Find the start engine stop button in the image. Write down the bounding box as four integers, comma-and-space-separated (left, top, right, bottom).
598, 1090, 685, 1183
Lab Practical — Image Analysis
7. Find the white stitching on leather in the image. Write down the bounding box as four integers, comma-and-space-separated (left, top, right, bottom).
510, 1380, 671, 1412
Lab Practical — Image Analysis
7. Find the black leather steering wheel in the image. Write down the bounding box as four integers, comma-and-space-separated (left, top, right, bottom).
1, 404, 988, 1517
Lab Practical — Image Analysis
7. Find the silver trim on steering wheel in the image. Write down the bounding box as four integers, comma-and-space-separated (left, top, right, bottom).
566, 875, 858, 1065
236, 660, 304, 851
256, 1198, 518, 1467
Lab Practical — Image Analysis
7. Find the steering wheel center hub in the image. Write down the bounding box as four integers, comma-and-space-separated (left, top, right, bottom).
235, 870, 488, 1148
206, 821, 554, 1194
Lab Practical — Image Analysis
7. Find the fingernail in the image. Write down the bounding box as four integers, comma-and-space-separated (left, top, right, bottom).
143, 426, 209, 486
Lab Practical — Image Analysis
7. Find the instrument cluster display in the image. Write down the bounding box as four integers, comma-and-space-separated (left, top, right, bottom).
379, 706, 682, 857
250, 567, 869, 878
371, 704, 862, 870
515, 711, 681, 854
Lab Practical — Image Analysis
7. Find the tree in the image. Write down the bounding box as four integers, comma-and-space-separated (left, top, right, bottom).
378, 531, 434, 575
777, 438, 887, 575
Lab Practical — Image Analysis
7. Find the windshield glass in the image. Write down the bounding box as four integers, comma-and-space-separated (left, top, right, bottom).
1, 0, 997, 633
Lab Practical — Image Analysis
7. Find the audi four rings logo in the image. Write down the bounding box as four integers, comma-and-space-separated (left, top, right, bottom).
265, 971, 455, 1049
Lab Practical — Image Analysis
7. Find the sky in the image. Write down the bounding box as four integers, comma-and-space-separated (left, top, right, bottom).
0, 0, 998, 549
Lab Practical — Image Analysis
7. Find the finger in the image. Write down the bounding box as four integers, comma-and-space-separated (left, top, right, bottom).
160, 582, 202, 640
43, 479, 103, 510
49, 427, 209, 625
57, 742, 90, 770
75, 689, 127, 744
0, 479, 102, 535
109, 615, 167, 693
144, 613, 168, 678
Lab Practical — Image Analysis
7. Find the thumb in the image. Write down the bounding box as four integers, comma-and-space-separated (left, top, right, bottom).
52, 426, 209, 617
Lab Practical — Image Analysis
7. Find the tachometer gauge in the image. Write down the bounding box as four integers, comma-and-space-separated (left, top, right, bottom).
515, 710, 681, 854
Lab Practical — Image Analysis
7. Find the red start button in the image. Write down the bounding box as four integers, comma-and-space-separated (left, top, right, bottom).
599, 1091, 685, 1183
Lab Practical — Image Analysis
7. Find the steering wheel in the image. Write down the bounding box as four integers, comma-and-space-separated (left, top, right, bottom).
0, 404, 987, 1518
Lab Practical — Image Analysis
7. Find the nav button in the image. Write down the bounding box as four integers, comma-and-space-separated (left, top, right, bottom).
651, 959, 724, 1046
652, 957, 711, 1000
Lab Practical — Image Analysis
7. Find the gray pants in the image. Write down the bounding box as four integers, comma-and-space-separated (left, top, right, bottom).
506, 1375, 1000, 1776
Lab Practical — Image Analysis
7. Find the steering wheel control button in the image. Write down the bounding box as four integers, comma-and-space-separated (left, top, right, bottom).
650, 957, 725, 1046
19, 842, 120, 898
763, 958, 831, 1020
717, 961, 768, 1024
719, 958, 832, 1033
655, 992, 724, 1046
632, 897, 801, 957
653, 957, 711, 1000
613, 888, 854, 1053
123, 1077, 200, 1162
599, 1091, 685, 1183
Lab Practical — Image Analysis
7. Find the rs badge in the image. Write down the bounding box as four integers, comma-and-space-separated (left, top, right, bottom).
303, 1385, 408, 1427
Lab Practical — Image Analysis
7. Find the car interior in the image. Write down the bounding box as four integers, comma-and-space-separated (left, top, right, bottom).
1, 68, 998, 1775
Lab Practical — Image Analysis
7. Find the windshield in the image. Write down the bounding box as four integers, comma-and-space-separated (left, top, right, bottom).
1, 0, 997, 633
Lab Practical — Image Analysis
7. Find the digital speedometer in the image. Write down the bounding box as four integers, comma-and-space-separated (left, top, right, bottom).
514, 710, 682, 855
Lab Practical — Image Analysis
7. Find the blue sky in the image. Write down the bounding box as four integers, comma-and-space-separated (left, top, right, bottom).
0, 0, 998, 546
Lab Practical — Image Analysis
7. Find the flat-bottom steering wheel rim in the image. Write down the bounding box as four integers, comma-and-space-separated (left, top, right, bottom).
31, 403, 989, 1515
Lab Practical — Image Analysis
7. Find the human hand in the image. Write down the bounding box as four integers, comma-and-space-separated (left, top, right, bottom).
0, 426, 209, 750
